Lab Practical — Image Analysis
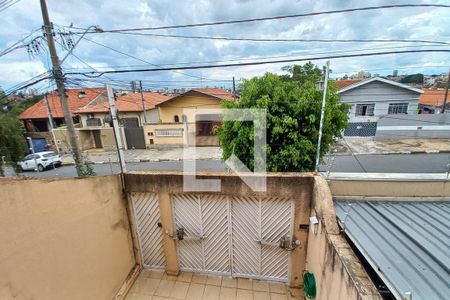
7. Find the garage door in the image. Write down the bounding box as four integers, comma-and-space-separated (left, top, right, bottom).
172, 194, 294, 282
131, 192, 166, 268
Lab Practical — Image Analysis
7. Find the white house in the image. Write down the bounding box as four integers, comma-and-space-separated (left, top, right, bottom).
337, 77, 423, 136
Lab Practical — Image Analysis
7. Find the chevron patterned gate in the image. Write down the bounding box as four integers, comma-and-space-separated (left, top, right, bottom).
173, 194, 231, 275
173, 194, 294, 281
131, 192, 166, 268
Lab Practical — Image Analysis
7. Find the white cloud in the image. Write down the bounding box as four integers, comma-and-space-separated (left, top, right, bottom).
0, 0, 449, 90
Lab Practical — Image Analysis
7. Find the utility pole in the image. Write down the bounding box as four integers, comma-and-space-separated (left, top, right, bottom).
44, 94, 54, 130
139, 80, 147, 123
232, 76, 236, 101
44, 94, 59, 154
441, 69, 450, 114
315, 60, 330, 172
106, 84, 127, 176
26, 137, 39, 172
39, 0, 83, 176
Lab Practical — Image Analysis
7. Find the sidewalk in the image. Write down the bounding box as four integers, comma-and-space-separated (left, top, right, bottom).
60, 139, 450, 165
61, 147, 222, 165
332, 138, 450, 155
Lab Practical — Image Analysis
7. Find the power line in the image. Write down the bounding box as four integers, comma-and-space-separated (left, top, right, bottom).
74, 34, 213, 81
103, 31, 450, 46
67, 4, 450, 33
0, 0, 20, 13
64, 49, 450, 77
58, 42, 448, 72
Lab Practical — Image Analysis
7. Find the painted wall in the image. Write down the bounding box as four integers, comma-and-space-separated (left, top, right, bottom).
306, 176, 382, 300
0, 176, 136, 300
340, 81, 420, 123
329, 179, 450, 197
125, 172, 314, 287
52, 128, 94, 152
375, 114, 450, 140
143, 123, 186, 145
79, 109, 159, 128
158, 93, 222, 123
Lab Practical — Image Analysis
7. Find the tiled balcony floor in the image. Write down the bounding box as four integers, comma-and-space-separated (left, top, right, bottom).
125, 269, 305, 300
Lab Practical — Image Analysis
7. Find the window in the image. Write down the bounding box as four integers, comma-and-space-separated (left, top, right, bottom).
155, 129, 183, 137
174, 115, 180, 122
388, 103, 408, 114
182, 114, 188, 123
43, 152, 57, 158
355, 104, 375, 116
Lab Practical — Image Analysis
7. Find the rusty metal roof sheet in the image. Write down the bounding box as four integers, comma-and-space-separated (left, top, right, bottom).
334, 199, 450, 300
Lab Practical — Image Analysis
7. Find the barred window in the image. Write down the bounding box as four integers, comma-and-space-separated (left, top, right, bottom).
155, 129, 183, 137
355, 104, 375, 116
388, 103, 408, 114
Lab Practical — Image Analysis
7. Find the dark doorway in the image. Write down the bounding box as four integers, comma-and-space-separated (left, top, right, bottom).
93, 130, 102, 148
124, 127, 146, 149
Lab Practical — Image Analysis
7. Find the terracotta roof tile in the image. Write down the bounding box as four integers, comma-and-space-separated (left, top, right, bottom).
419, 89, 447, 106
75, 91, 170, 114
19, 88, 105, 120
334, 79, 362, 89
191, 88, 235, 100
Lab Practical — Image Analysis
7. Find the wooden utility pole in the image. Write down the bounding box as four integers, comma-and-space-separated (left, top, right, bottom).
40, 0, 83, 175
315, 61, 330, 172
441, 69, 449, 114
139, 80, 147, 123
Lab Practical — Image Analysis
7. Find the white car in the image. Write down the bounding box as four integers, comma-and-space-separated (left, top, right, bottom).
18, 151, 62, 172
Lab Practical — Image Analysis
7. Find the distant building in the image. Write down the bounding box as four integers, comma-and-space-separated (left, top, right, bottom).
418, 88, 448, 113
336, 77, 422, 136
393, 70, 398, 77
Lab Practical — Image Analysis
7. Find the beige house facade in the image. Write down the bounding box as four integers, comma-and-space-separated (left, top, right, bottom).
144, 88, 235, 146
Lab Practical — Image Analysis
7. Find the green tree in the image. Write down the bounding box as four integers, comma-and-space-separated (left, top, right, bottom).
0, 89, 42, 175
216, 64, 349, 172
400, 73, 424, 84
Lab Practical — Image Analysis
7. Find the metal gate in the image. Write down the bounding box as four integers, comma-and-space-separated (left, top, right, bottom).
124, 127, 146, 149
172, 194, 230, 275
131, 192, 166, 268
172, 194, 294, 281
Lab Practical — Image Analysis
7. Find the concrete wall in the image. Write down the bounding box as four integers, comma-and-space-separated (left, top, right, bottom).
52, 128, 94, 152
340, 81, 420, 123
124, 172, 314, 287
306, 176, 381, 300
143, 123, 186, 146
0, 176, 136, 300
375, 114, 450, 140
329, 178, 450, 197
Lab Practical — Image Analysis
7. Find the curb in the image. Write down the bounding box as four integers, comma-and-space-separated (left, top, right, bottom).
332, 150, 448, 156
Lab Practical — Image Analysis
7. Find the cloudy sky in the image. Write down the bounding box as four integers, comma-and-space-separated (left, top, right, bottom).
0, 0, 449, 93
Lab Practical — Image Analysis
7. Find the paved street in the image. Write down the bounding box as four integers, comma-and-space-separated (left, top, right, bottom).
5, 153, 449, 179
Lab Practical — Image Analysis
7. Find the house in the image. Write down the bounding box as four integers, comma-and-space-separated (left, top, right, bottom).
337, 77, 423, 136
19, 88, 105, 132
18, 88, 105, 151
418, 88, 448, 113
71, 91, 171, 150
144, 88, 235, 146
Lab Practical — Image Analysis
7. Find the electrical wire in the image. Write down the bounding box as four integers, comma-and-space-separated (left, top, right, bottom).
103, 31, 450, 46
66, 4, 450, 33
74, 34, 214, 81
63, 49, 450, 77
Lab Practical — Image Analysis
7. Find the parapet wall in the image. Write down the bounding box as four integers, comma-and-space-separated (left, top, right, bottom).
305, 176, 382, 300
0, 176, 136, 300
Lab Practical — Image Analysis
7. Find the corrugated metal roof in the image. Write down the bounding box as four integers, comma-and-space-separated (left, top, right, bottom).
334, 199, 450, 300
